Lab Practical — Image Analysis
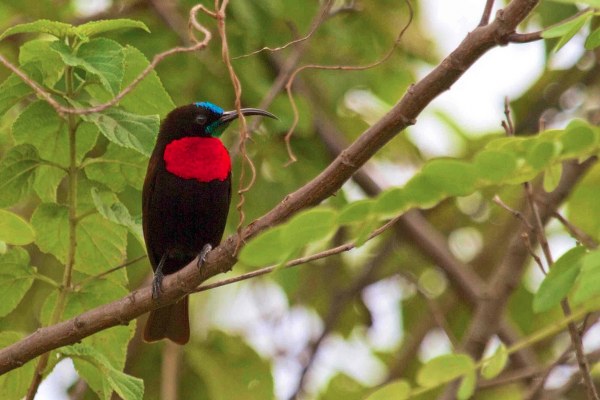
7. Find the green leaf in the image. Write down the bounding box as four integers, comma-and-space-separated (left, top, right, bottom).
12, 101, 68, 165
0, 19, 73, 40
482, 343, 508, 379
572, 251, 600, 305
33, 166, 65, 202
0, 144, 41, 207
0, 209, 35, 245
403, 174, 445, 208
543, 163, 562, 193
457, 370, 476, 400
526, 141, 559, 170
186, 331, 274, 400
474, 150, 518, 183
51, 38, 124, 96
82, 108, 159, 156
75, 214, 127, 280
542, 10, 592, 52
31, 203, 69, 263
119, 45, 175, 116
91, 187, 144, 246
421, 159, 478, 196
0, 331, 36, 400
416, 353, 475, 387
548, 0, 600, 7
281, 208, 337, 249
61, 343, 143, 400
366, 380, 410, 400
74, 19, 150, 38
0, 248, 36, 317
84, 144, 147, 191
238, 226, 286, 267
560, 121, 597, 156
338, 199, 374, 225
0, 73, 33, 115
585, 26, 600, 50
373, 188, 408, 218
19, 39, 64, 87
533, 246, 587, 313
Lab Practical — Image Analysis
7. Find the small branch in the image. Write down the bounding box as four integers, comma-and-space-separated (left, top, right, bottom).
74, 255, 147, 289
553, 211, 599, 249
479, 0, 495, 26
506, 31, 542, 43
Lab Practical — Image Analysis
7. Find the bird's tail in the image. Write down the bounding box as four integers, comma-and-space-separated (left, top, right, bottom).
143, 296, 190, 345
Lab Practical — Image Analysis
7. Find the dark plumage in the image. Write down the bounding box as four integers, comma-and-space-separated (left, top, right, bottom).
142, 102, 275, 344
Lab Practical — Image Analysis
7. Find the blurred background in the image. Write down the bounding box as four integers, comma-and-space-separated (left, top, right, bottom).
0, 0, 598, 399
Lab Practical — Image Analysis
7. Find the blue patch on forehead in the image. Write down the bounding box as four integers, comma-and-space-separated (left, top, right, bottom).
195, 101, 224, 115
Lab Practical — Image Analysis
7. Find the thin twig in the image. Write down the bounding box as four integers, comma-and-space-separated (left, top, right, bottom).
553, 211, 599, 249
283, 0, 414, 163
74, 255, 147, 289
0, 5, 213, 117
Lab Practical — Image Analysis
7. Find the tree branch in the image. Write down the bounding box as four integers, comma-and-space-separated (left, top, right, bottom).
0, 0, 543, 375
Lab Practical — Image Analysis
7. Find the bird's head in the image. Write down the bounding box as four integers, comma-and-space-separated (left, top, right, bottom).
160, 101, 276, 140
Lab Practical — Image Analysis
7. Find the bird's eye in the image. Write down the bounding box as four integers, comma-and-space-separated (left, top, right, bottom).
195, 115, 208, 125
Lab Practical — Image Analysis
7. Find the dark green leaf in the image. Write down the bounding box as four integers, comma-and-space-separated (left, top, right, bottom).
533, 246, 586, 312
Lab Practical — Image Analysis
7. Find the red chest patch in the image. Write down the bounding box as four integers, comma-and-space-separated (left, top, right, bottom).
163, 137, 231, 182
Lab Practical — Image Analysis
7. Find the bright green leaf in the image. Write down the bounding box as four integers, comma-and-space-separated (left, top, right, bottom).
366, 380, 410, 400
526, 141, 558, 170
542, 10, 592, 52
543, 163, 562, 193
585, 26, 600, 50
238, 226, 286, 267
0, 209, 35, 245
338, 199, 374, 225
0, 144, 41, 207
573, 251, 600, 305
561, 121, 597, 156
281, 208, 337, 249
373, 187, 409, 218
0, 19, 73, 40
533, 246, 587, 313
421, 159, 478, 197
82, 108, 159, 157
0, 248, 36, 317
416, 353, 475, 387
403, 174, 445, 208
482, 343, 508, 379
74, 19, 150, 37
457, 370, 476, 400
474, 150, 518, 183
548, 0, 600, 7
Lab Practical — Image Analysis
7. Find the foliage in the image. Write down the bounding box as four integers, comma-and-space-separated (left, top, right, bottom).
0, 1, 600, 400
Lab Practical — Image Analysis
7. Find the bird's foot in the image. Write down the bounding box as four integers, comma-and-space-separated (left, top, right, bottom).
152, 270, 163, 300
197, 244, 213, 270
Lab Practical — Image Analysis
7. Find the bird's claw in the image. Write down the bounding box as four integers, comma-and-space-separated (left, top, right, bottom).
152, 270, 163, 300
197, 244, 213, 270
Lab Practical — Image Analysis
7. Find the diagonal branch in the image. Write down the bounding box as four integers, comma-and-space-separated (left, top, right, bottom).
0, 0, 543, 375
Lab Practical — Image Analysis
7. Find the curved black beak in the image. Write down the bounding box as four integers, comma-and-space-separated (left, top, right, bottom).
219, 108, 277, 123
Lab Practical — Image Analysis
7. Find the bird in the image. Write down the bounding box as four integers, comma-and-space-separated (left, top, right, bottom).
142, 101, 276, 344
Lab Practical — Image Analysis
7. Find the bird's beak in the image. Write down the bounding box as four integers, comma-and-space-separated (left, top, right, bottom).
219, 108, 277, 123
